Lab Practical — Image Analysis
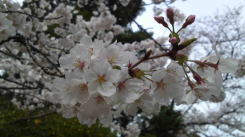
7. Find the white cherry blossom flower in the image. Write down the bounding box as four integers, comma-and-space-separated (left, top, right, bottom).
151, 69, 183, 105
85, 60, 120, 97
125, 92, 155, 115
51, 76, 90, 105
77, 94, 112, 126
99, 45, 134, 66
193, 82, 223, 101
193, 60, 224, 102
59, 36, 92, 71
205, 55, 239, 74
112, 70, 144, 104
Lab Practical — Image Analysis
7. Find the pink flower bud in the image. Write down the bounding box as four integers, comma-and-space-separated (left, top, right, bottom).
169, 37, 177, 44
166, 8, 174, 25
182, 15, 196, 28
153, 16, 169, 28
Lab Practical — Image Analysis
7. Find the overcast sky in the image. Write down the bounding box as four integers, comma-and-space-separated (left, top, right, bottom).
134, 0, 245, 37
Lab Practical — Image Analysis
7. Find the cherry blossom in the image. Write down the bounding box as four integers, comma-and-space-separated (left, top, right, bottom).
0, 0, 241, 129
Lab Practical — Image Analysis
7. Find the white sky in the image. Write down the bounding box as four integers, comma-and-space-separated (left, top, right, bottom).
133, 0, 245, 37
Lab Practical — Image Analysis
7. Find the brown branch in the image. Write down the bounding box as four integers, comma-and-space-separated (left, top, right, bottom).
13, 34, 64, 77
132, 19, 169, 51
0, 86, 37, 90
0, 50, 24, 60
1, 78, 39, 89
0, 10, 62, 21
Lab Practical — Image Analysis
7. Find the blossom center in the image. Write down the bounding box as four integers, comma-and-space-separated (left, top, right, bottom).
74, 60, 85, 69
95, 95, 105, 103
97, 74, 107, 84
156, 80, 165, 89
79, 83, 88, 92
118, 81, 126, 91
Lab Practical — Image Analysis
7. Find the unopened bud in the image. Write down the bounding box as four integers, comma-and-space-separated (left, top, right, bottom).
169, 33, 180, 45
169, 37, 178, 44
154, 16, 169, 28
182, 15, 196, 29
166, 8, 174, 25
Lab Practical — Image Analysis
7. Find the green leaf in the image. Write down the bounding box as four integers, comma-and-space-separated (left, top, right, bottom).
179, 38, 197, 50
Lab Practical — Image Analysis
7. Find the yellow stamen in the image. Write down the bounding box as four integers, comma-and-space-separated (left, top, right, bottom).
79, 83, 88, 92
97, 74, 107, 84
74, 59, 85, 69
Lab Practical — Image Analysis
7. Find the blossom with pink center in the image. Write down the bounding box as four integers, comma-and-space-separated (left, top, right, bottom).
111, 70, 144, 104
77, 94, 112, 126
51, 76, 90, 106
85, 60, 120, 97
151, 69, 183, 105
59, 36, 92, 71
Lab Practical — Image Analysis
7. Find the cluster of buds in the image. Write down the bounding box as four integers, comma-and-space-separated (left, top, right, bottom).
153, 8, 197, 60
154, 8, 195, 32
152, 8, 236, 102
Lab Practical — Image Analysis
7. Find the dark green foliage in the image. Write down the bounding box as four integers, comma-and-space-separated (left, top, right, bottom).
74, 0, 145, 26
109, 0, 144, 26
140, 105, 184, 137
23, 0, 144, 26
0, 96, 116, 137
45, 24, 61, 38
115, 29, 152, 43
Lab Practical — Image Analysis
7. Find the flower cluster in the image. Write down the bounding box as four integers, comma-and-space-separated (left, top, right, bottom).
47, 8, 239, 126
0, 0, 243, 128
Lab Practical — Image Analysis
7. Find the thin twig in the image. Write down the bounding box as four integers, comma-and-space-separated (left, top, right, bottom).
0, 10, 62, 21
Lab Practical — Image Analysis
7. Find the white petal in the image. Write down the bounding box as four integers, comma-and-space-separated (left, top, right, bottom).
125, 103, 138, 115
79, 35, 92, 46
84, 69, 97, 82
219, 58, 239, 73
107, 69, 120, 83
97, 82, 116, 97
88, 82, 99, 95
152, 70, 166, 81
92, 60, 110, 75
